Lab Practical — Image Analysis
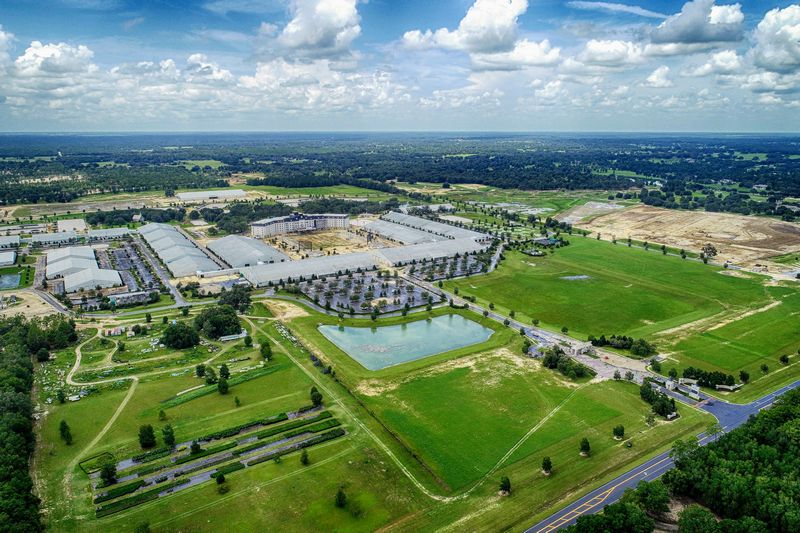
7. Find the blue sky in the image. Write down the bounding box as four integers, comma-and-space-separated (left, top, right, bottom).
0, 0, 798, 131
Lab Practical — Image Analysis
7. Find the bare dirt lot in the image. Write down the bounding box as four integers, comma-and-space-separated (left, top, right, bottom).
580, 205, 800, 269
556, 201, 625, 225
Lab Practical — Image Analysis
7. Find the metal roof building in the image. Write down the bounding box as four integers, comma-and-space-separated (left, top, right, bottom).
175, 189, 246, 202
0, 251, 15, 267
87, 228, 134, 240
207, 235, 290, 268
362, 219, 441, 244
47, 246, 96, 263
47, 257, 99, 279
31, 231, 79, 245
375, 238, 488, 265
0, 236, 20, 249
63, 268, 122, 293
381, 212, 487, 241
240, 252, 378, 287
139, 223, 218, 277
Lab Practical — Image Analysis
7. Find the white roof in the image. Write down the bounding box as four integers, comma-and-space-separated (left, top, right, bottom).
240, 252, 378, 286
138, 222, 174, 235
167, 256, 220, 278
363, 219, 441, 244
63, 268, 122, 292
0, 251, 15, 265
46, 257, 99, 279
176, 189, 245, 201
0, 236, 21, 247
207, 235, 289, 267
87, 228, 133, 239
47, 246, 95, 263
375, 238, 488, 265
31, 231, 78, 244
159, 245, 208, 263
382, 212, 486, 241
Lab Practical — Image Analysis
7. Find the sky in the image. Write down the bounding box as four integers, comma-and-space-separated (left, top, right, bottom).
0, 0, 799, 132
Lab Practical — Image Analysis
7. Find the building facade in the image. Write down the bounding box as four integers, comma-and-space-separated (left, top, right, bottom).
250, 213, 349, 238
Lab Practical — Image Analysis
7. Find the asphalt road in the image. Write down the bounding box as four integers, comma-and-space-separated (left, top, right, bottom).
526, 379, 800, 532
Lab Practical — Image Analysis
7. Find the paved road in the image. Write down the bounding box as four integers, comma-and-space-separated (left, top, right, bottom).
526, 379, 800, 532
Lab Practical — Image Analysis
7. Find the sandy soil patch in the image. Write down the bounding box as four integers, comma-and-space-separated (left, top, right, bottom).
556, 201, 625, 225
263, 299, 309, 319
276, 229, 383, 259
707, 300, 782, 331
580, 205, 800, 269
0, 291, 56, 318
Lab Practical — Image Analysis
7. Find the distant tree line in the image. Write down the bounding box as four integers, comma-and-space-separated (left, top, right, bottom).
85, 208, 186, 226
298, 197, 400, 215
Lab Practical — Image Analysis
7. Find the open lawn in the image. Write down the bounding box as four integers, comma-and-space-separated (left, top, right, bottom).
446, 238, 771, 341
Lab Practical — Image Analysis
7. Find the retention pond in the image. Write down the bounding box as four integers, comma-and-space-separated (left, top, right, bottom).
318, 314, 493, 371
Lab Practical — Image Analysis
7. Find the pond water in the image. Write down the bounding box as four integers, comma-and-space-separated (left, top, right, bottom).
318, 314, 493, 371
0, 274, 20, 290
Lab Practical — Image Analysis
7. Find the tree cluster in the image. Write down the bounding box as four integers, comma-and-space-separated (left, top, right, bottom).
193, 305, 241, 339
682, 366, 735, 388
588, 334, 657, 356
540, 347, 594, 380
639, 382, 677, 418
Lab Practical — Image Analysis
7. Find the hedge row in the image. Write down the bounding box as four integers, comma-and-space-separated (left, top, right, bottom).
210, 462, 245, 478
160, 365, 286, 409
247, 428, 346, 467
93, 479, 147, 504
198, 412, 288, 443
131, 446, 172, 464
174, 441, 237, 465
234, 418, 341, 457
251, 411, 332, 441
95, 478, 190, 518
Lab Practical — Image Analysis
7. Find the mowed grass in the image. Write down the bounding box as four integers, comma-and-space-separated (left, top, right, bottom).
363, 353, 575, 491
673, 288, 800, 372
445, 238, 771, 341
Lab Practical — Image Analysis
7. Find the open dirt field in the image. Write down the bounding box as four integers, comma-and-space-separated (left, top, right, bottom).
580, 205, 800, 269
556, 201, 625, 225
277, 229, 393, 259
0, 291, 56, 318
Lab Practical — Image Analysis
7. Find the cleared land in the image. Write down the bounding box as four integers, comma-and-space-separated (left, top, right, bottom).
580, 204, 800, 270
444, 237, 800, 399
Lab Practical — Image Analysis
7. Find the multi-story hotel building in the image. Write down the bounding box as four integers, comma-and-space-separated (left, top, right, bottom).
250, 213, 349, 238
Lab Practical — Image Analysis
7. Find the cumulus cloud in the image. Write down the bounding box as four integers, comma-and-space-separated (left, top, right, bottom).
642, 65, 673, 87
276, 0, 361, 58
684, 49, 741, 76
470, 39, 560, 70
751, 5, 800, 74
567, 1, 667, 19
403, 0, 528, 54
577, 39, 643, 67
650, 0, 744, 46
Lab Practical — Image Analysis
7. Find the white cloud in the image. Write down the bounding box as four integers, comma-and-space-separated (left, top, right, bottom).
534, 79, 567, 101
642, 65, 673, 87
751, 5, 800, 74
274, 0, 361, 58
0, 25, 14, 66
740, 71, 800, 94
403, 0, 528, 54
684, 49, 741, 76
122, 17, 145, 31
203, 0, 283, 15
567, 1, 667, 20
470, 39, 560, 70
650, 0, 744, 47
577, 39, 643, 67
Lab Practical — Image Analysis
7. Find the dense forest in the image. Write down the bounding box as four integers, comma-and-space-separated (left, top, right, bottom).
1, 133, 799, 219
567, 388, 800, 532
0, 314, 79, 532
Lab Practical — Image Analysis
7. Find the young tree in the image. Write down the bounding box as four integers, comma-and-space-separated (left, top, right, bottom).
499, 476, 512, 495
580, 437, 591, 456
218, 378, 229, 395
216, 473, 226, 485
195, 364, 206, 378
145, 313, 152, 323
244, 335, 253, 348
310, 386, 323, 407
234, 396, 241, 407
59, 420, 73, 445
780, 354, 789, 365
162, 316, 168, 325
138, 424, 156, 449
56, 389, 66, 404
205, 366, 218, 385
541, 456, 552, 475
181, 306, 190, 317
117, 341, 125, 353
100, 459, 117, 486
335, 487, 347, 508
669, 367, 679, 380
260, 341, 272, 360
613, 370, 621, 380
219, 363, 230, 380
613, 425, 625, 439
190, 440, 202, 454
739, 369, 750, 383
158, 409, 167, 421
162, 424, 176, 447
300, 449, 309, 466
761, 364, 769, 374
561, 326, 569, 334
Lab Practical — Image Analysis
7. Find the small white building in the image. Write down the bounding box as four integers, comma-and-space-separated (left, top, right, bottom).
176, 189, 246, 202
